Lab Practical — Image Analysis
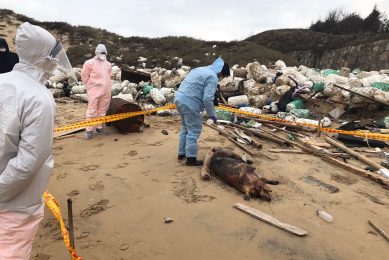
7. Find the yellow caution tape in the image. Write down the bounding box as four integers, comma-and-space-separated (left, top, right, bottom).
54, 104, 176, 132
217, 105, 389, 141
54, 103, 389, 141
43, 191, 82, 260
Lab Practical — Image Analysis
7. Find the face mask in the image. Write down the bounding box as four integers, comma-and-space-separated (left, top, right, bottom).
0, 47, 6, 52
97, 54, 107, 61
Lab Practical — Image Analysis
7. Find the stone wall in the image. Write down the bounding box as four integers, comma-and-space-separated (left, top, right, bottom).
290, 40, 389, 70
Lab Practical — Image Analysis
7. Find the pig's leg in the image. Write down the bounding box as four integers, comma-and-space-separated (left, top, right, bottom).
201, 150, 213, 180
261, 178, 280, 185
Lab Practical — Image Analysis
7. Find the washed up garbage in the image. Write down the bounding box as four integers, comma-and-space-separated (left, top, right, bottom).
322, 69, 339, 77
111, 81, 123, 96
239, 107, 262, 115
339, 67, 351, 77
312, 82, 325, 92
71, 84, 86, 94
328, 105, 346, 119
247, 62, 267, 83
248, 95, 268, 108
275, 85, 291, 96
275, 75, 290, 86
316, 210, 333, 223
274, 60, 286, 70
215, 109, 234, 122
106, 98, 144, 133
228, 95, 249, 107
49, 71, 67, 83
286, 99, 304, 112
291, 108, 311, 119
375, 115, 389, 129
245, 120, 262, 128
150, 88, 166, 105
143, 84, 154, 95
113, 93, 134, 103
372, 82, 389, 92
111, 66, 122, 81
73, 94, 88, 103
156, 109, 176, 116
352, 68, 362, 74
243, 79, 256, 92
160, 87, 175, 97
50, 89, 64, 98
233, 68, 248, 78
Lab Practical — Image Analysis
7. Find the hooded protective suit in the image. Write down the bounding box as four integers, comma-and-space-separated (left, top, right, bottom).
174, 58, 224, 158
81, 44, 112, 132
0, 22, 57, 259
0, 38, 19, 73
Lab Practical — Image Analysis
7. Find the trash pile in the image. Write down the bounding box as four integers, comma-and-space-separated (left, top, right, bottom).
215, 60, 389, 126
46, 58, 389, 126
45, 62, 190, 111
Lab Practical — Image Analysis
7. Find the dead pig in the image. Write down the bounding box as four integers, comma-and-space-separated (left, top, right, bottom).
209, 148, 279, 201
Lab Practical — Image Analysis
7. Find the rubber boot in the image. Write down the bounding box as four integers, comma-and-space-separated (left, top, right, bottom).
95, 128, 108, 135
85, 131, 94, 140
186, 157, 203, 166
178, 154, 186, 160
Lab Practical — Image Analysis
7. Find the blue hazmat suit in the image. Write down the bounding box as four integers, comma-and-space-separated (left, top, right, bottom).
174, 58, 224, 158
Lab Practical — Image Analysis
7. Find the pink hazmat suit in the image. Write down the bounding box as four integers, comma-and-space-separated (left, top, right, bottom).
81, 45, 112, 132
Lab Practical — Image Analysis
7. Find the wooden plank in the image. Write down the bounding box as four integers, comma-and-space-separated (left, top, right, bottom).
53, 127, 84, 139
296, 137, 389, 188
368, 220, 389, 243
324, 136, 383, 171
234, 203, 308, 236
268, 149, 306, 154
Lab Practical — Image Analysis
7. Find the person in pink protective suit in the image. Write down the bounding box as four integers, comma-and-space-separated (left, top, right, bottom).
81, 44, 112, 139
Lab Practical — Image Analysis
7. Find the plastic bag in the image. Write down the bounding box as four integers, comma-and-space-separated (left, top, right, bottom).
215, 109, 234, 122
291, 108, 311, 119
143, 85, 154, 95
286, 99, 304, 112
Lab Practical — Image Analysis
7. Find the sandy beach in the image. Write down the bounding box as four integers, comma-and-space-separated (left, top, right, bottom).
31, 101, 389, 260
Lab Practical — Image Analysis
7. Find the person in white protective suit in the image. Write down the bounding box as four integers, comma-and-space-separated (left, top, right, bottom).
0, 22, 75, 259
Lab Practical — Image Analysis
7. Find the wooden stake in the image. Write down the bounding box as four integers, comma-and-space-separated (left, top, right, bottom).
234, 203, 308, 236
67, 198, 75, 250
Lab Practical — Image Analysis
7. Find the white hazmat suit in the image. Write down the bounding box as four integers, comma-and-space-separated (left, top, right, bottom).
0, 22, 63, 259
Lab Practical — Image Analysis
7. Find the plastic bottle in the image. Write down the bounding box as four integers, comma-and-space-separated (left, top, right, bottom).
316, 210, 333, 223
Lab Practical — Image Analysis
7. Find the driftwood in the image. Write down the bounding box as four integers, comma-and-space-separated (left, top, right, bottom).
205, 123, 255, 156
368, 220, 389, 243
296, 137, 389, 188
324, 136, 383, 171
234, 203, 308, 236
237, 115, 315, 132
227, 123, 289, 147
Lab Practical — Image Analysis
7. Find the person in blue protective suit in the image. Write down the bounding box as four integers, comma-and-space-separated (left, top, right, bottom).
174, 58, 230, 166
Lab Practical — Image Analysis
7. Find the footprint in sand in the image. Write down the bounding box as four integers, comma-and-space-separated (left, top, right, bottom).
68, 190, 80, 197
79, 165, 99, 171
172, 176, 215, 203
95, 143, 104, 147
125, 150, 138, 157
56, 172, 67, 180
64, 161, 76, 165
80, 199, 110, 218
89, 181, 105, 191
115, 163, 129, 169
